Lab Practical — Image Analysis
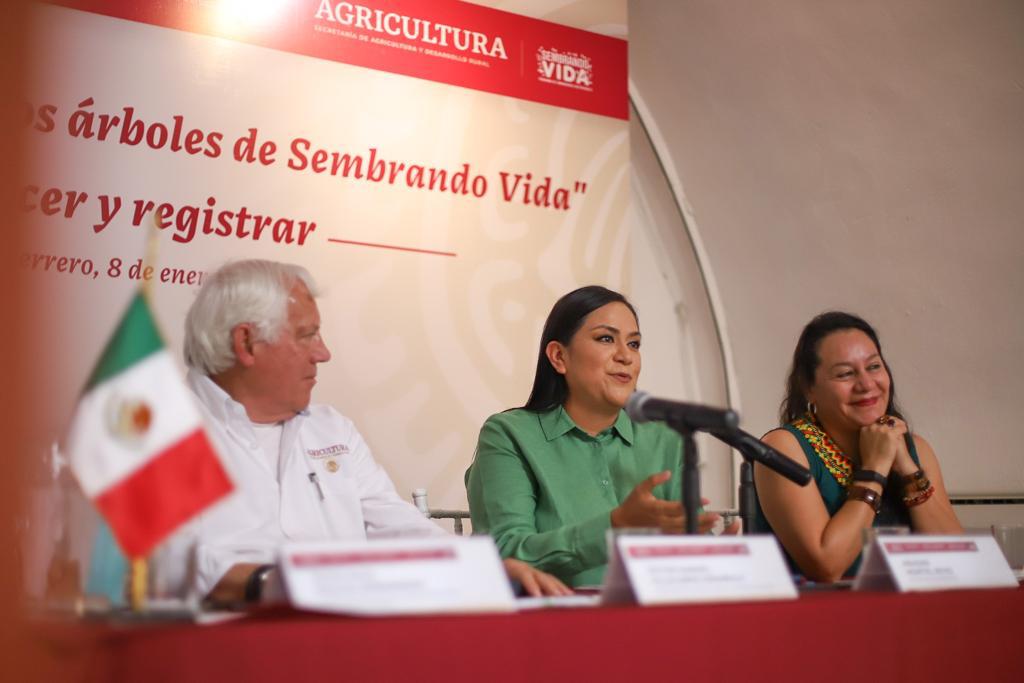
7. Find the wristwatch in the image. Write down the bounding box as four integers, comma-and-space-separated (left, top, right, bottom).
244, 564, 276, 603
852, 469, 888, 487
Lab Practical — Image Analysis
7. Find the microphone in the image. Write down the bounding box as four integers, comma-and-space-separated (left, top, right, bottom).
625, 391, 739, 432
707, 427, 812, 486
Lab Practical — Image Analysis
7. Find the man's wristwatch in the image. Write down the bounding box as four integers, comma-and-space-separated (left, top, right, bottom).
244, 564, 276, 603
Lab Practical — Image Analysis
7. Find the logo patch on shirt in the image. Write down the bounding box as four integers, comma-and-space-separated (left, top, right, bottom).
307, 444, 349, 460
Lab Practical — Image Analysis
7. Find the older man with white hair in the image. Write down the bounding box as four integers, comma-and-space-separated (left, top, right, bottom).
170, 259, 567, 602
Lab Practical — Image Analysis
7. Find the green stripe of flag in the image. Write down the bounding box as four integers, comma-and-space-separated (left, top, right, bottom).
84, 292, 164, 391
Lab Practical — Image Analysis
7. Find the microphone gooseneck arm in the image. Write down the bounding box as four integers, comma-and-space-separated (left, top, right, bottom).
706, 427, 812, 486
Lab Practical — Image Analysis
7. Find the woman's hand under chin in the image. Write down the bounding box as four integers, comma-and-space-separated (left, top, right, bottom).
885, 416, 919, 476
857, 417, 903, 474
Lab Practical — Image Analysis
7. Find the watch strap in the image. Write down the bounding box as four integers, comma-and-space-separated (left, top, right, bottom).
852, 469, 888, 487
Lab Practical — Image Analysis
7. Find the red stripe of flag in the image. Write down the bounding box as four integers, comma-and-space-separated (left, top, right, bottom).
95, 430, 233, 557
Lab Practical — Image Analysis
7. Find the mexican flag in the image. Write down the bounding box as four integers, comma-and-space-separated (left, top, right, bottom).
66, 291, 232, 557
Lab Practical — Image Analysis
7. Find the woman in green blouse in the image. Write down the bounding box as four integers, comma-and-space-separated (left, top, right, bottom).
466, 286, 724, 587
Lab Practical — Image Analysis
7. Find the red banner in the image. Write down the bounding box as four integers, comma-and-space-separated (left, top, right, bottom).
49, 0, 628, 120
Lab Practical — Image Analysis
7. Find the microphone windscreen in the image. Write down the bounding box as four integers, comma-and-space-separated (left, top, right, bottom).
624, 391, 650, 422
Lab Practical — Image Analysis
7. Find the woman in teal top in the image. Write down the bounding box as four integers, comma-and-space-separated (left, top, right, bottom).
756, 312, 962, 581
466, 286, 724, 587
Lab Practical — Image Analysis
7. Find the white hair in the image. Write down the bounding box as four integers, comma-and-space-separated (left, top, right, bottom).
184, 259, 319, 376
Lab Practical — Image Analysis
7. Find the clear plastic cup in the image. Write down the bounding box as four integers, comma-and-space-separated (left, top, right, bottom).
991, 524, 1024, 570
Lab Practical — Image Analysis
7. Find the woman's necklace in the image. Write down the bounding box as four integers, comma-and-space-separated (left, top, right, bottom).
792, 413, 854, 487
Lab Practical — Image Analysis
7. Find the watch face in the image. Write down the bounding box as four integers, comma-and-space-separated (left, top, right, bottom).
246, 565, 275, 602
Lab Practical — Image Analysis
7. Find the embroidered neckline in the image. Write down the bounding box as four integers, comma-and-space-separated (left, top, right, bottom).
791, 413, 853, 487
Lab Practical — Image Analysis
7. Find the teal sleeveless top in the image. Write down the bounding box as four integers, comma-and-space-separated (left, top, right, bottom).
754, 415, 919, 577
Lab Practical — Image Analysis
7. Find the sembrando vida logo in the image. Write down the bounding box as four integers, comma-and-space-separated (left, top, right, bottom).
536, 47, 593, 92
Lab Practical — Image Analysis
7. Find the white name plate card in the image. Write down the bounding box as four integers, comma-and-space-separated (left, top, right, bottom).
280, 537, 515, 616
854, 535, 1018, 592
603, 535, 797, 605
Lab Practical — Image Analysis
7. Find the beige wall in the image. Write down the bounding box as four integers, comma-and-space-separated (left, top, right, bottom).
630, 0, 1024, 496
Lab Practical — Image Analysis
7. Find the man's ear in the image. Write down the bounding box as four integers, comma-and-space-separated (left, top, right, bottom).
545, 340, 568, 375
231, 324, 258, 368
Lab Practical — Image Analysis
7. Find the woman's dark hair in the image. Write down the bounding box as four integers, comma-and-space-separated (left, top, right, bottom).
522, 286, 638, 412
780, 311, 904, 424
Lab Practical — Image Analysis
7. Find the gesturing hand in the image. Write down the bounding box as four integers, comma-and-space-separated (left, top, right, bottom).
611, 471, 719, 534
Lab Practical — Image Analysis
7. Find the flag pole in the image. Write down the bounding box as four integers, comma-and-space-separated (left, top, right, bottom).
128, 216, 162, 612
141, 213, 160, 302
68, 217, 231, 615
129, 558, 148, 611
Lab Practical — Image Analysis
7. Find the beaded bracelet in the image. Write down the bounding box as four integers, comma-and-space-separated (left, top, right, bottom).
901, 469, 926, 486
906, 477, 931, 493
904, 484, 936, 508
901, 469, 931, 493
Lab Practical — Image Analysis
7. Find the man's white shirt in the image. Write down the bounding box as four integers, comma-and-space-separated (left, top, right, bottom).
158, 371, 445, 597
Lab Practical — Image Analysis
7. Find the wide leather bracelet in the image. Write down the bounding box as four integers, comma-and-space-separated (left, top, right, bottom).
852, 469, 888, 487
846, 485, 882, 514
244, 564, 276, 603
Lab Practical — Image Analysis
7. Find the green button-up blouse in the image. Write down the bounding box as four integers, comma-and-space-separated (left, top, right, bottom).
466, 405, 683, 587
